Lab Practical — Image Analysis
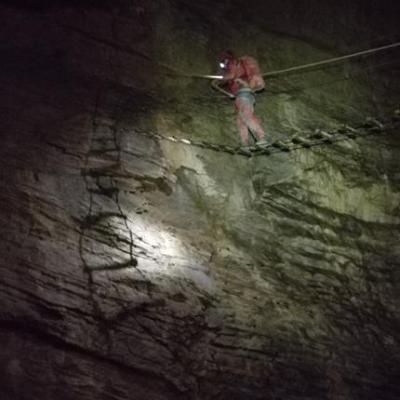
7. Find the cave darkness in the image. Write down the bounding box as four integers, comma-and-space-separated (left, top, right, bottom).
1, 1, 400, 399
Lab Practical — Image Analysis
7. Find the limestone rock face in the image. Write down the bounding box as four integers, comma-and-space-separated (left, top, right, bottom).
1, 1, 400, 399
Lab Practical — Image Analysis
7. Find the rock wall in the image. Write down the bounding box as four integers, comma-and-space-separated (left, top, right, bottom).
1, 1, 400, 399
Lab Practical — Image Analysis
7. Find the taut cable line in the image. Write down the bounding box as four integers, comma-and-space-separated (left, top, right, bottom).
162, 41, 400, 80
261, 42, 400, 78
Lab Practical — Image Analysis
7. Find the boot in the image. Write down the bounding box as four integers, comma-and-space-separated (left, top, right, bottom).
255, 139, 269, 147
239, 146, 252, 156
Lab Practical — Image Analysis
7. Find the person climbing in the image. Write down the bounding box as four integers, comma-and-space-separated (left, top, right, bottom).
212, 50, 269, 149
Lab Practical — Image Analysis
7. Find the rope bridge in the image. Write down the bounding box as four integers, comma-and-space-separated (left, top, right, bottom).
135, 41, 400, 157
135, 110, 400, 158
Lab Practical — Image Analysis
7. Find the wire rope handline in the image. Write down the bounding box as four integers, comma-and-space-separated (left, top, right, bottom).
262, 41, 400, 78
163, 41, 400, 80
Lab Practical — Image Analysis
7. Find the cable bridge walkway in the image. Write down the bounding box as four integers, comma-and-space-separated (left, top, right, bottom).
135, 110, 400, 158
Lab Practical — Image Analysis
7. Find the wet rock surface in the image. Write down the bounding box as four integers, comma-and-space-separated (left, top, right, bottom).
0, 1, 400, 399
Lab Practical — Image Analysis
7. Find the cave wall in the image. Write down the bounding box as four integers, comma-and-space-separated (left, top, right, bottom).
1, 1, 400, 399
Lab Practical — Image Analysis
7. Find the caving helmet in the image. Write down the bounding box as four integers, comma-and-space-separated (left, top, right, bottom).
218, 50, 235, 70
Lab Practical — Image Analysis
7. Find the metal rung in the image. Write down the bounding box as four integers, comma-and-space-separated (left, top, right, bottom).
207, 144, 222, 150
224, 148, 237, 155
344, 125, 357, 133
338, 125, 357, 137
259, 147, 271, 155
196, 140, 209, 149
272, 140, 291, 151
291, 136, 312, 147
218, 145, 236, 154
365, 117, 384, 130
193, 142, 208, 148
237, 148, 253, 156
190, 140, 205, 147
313, 129, 334, 141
